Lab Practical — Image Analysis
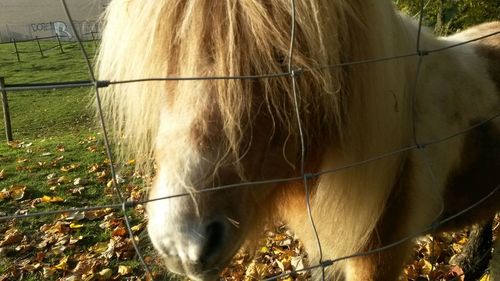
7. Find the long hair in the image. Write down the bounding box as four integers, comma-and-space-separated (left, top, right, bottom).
97, 0, 414, 274
97, 1, 500, 279
97, 0, 368, 173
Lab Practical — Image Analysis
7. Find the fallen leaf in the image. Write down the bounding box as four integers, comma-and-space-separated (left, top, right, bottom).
479, 273, 491, 281
245, 262, 269, 279
70, 223, 84, 229
0, 189, 10, 200
69, 235, 83, 245
63, 211, 85, 221
61, 164, 79, 172
118, 265, 132, 275
106, 180, 114, 188
290, 256, 305, 271
102, 239, 116, 259
130, 223, 145, 233
97, 268, 112, 280
0, 228, 23, 247
418, 258, 433, 275
88, 164, 101, 173
57, 176, 69, 184
43, 267, 56, 278
10, 185, 27, 200
90, 242, 109, 254
55, 256, 69, 270
73, 178, 89, 186
40, 195, 65, 203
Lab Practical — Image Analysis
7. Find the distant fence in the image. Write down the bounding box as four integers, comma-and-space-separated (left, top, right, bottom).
0, 32, 99, 62
0, 77, 13, 142
0, 77, 95, 142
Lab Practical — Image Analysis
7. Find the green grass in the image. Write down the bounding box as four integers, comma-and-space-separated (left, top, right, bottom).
0, 39, 96, 83
0, 40, 177, 280
0, 40, 97, 140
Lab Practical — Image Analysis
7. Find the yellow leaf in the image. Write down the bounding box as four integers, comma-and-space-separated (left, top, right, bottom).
91, 242, 109, 253
118, 265, 133, 275
70, 223, 84, 229
127, 159, 136, 165
0, 169, 5, 180
131, 223, 145, 232
55, 256, 69, 270
418, 258, 433, 275
456, 237, 468, 245
479, 274, 490, 281
98, 268, 112, 280
41, 195, 64, 203
106, 180, 114, 188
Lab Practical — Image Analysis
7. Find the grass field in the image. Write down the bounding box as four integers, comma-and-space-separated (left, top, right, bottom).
0, 40, 176, 280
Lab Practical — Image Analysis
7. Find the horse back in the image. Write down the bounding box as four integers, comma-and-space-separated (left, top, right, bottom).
458, 22, 500, 91
441, 22, 500, 228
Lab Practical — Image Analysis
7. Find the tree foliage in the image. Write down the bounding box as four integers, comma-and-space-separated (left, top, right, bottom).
395, 0, 500, 35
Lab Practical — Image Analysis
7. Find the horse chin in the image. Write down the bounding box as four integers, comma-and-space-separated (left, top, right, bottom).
162, 259, 221, 281
157, 233, 243, 281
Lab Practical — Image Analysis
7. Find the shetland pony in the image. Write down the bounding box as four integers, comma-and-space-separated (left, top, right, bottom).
97, 1, 500, 280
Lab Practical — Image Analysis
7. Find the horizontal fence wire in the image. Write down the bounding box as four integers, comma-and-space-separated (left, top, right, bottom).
0, 0, 498, 280
0, 29, 499, 91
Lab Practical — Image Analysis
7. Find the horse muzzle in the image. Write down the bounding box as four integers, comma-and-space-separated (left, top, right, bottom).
148, 213, 239, 280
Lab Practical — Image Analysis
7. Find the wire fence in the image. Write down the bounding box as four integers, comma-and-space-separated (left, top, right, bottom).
0, 32, 100, 62
0, 0, 499, 280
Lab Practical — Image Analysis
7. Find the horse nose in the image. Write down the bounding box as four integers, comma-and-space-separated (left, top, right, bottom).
175, 220, 228, 265
198, 220, 226, 263
153, 219, 230, 279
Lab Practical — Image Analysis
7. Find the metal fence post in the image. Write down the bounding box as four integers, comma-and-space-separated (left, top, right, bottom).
0, 77, 13, 142
12, 38, 21, 62
56, 34, 64, 54
35, 36, 45, 57
91, 31, 98, 49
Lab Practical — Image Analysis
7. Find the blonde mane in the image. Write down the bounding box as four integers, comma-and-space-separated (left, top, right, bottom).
97, 0, 365, 172
98, 0, 500, 279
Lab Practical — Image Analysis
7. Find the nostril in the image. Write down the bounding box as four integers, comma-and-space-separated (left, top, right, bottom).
201, 220, 226, 263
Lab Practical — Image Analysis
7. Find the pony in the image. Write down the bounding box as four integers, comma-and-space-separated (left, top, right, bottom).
97, 0, 500, 280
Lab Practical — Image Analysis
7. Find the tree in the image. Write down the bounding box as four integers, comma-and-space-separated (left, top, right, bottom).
394, 0, 500, 35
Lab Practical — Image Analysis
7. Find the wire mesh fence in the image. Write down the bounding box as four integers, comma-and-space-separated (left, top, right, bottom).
0, 0, 499, 280
0, 34, 99, 63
